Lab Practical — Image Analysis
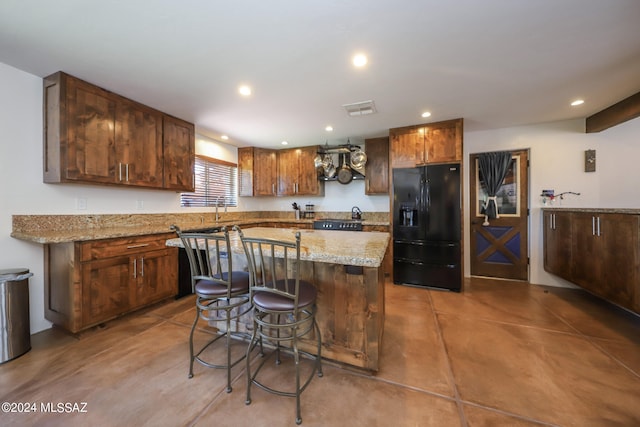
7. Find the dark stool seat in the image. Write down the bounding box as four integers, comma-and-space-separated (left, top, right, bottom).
172, 225, 251, 393
235, 225, 323, 425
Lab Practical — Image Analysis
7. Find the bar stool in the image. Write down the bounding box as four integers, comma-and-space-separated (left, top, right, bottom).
234, 225, 323, 425
171, 225, 251, 393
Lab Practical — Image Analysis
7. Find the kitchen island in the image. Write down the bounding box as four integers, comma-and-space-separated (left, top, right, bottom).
167, 227, 390, 371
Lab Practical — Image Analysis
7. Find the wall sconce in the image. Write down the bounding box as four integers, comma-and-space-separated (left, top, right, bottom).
585, 149, 596, 172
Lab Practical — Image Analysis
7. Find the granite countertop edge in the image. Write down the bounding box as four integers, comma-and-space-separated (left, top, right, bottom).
11, 218, 390, 244
541, 207, 640, 214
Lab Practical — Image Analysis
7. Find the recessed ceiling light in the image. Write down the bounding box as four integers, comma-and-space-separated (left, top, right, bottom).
571, 99, 584, 106
238, 85, 252, 96
421, 111, 432, 118
352, 53, 368, 67
221, 135, 229, 140
325, 126, 333, 132
281, 141, 288, 145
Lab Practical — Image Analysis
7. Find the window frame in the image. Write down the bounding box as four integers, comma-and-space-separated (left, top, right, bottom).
180, 154, 238, 208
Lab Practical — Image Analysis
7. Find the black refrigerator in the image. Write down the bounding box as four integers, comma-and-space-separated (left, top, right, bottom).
393, 163, 461, 291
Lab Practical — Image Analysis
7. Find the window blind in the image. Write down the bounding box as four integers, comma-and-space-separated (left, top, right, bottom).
181, 155, 238, 207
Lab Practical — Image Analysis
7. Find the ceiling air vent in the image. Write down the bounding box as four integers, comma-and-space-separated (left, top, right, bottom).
342, 100, 376, 116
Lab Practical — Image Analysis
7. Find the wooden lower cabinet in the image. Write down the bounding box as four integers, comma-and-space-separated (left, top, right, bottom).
45, 233, 178, 333
543, 209, 640, 314
543, 210, 572, 280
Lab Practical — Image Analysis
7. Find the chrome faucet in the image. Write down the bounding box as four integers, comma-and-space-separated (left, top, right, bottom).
214, 196, 227, 222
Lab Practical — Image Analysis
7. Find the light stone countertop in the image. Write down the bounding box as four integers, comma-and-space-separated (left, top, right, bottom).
10, 214, 389, 244
541, 208, 640, 214
167, 227, 390, 268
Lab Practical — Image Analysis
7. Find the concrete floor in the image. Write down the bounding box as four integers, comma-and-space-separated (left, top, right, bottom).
1, 278, 639, 426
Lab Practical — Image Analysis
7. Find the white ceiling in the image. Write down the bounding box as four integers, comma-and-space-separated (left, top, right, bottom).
1, 0, 639, 148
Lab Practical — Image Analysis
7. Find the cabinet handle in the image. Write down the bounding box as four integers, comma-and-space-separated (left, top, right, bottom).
119, 163, 123, 181
597, 217, 601, 236
140, 257, 144, 277
553, 214, 556, 229
133, 259, 137, 279
127, 243, 150, 249
272, 183, 275, 194
592, 216, 596, 236
125, 163, 129, 182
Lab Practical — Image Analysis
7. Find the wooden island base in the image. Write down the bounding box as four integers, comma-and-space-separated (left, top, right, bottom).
215, 259, 386, 372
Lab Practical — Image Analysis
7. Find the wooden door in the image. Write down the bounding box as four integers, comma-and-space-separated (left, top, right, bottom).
600, 214, 638, 309
543, 211, 572, 280
364, 137, 389, 195
81, 256, 131, 326
470, 149, 529, 280
389, 125, 424, 168
297, 146, 324, 196
238, 147, 254, 196
66, 77, 117, 183
425, 118, 462, 163
163, 115, 194, 191
572, 213, 638, 308
116, 100, 163, 187
254, 148, 277, 196
277, 148, 298, 195
132, 248, 177, 308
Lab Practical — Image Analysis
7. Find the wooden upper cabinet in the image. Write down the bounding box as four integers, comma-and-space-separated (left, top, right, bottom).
238, 147, 255, 196
162, 115, 195, 192
297, 146, 324, 195
277, 148, 298, 195
389, 126, 424, 168
43, 71, 194, 191
116, 99, 163, 188
254, 148, 278, 196
425, 118, 463, 163
390, 118, 463, 168
45, 73, 117, 183
238, 147, 278, 196
364, 137, 389, 195
277, 146, 323, 196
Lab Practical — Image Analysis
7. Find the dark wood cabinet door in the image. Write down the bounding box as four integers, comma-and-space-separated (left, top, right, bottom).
571, 212, 605, 292
389, 126, 424, 168
599, 214, 638, 310
277, 148, 298, 195
297, 146, 323, 196
163, 115, 195, 191
81, 256, 131, 326
254, 148, 277, 196
66, 77, 117, 183
543, 211, 573, 280
425, 118, 462, 163
571, 212, 638, 311
364, 137, 389, 194
132, 248, 177, 308
116, 100, 163, 187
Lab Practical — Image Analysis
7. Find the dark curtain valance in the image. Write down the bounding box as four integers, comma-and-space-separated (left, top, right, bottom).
478, 151, 512, 226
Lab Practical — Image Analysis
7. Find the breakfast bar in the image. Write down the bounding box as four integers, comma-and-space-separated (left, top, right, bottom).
167, 227, 390, 371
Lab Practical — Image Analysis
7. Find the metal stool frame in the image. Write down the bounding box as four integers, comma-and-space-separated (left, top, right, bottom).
172, 225, 252, 393
234, 225, 323, 425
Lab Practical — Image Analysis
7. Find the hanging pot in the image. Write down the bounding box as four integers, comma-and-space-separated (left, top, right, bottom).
337, 153, 353, 184
350, 149, 367, 170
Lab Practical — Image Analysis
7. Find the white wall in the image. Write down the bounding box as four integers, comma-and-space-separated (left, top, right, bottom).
463, 117, 640, 287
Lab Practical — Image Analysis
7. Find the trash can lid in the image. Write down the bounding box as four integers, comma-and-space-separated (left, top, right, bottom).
0, 268, 30, 281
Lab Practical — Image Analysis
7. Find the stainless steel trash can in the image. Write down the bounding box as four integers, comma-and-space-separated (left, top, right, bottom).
0, 268, 32, 364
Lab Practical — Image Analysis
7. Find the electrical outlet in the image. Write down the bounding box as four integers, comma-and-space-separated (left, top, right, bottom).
136, 200, 144, 210
76, 197, 87, 210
